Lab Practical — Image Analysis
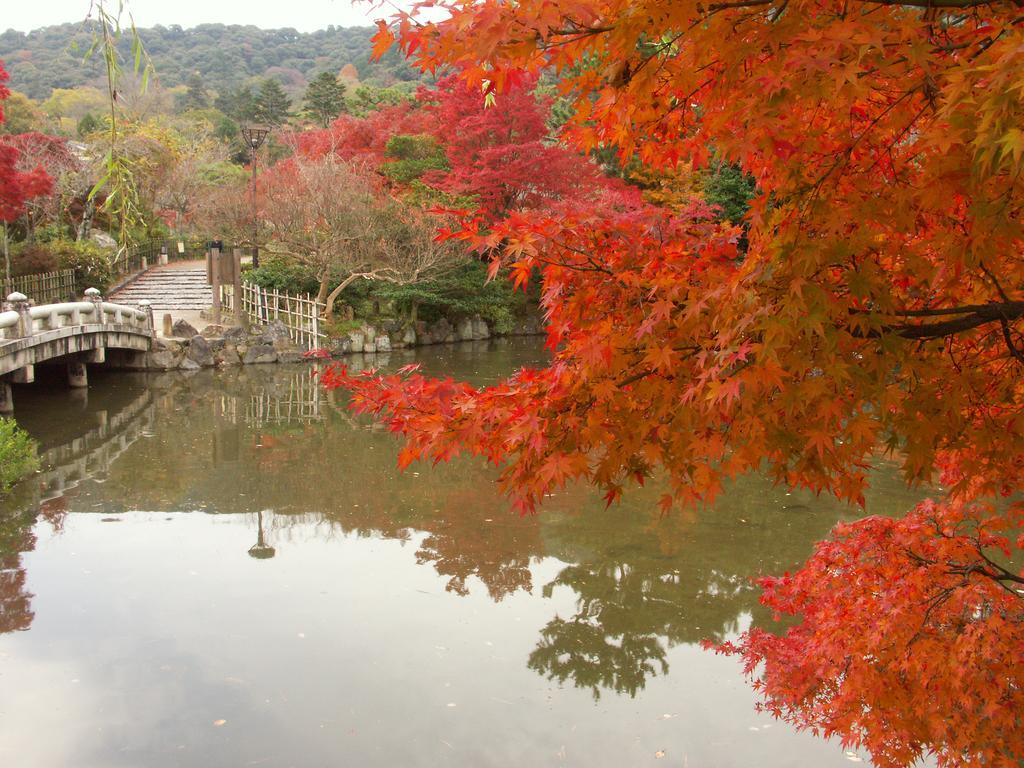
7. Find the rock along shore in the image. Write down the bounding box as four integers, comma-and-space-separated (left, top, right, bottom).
128, 314, 543, 372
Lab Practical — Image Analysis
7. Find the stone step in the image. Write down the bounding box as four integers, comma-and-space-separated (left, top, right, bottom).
109, 264, 214, 312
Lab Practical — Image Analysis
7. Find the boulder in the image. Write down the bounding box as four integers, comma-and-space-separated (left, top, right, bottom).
204, 337, 227, 353
277, 350, 304, 364
216, 345, 242, 366
201, 324, 225, 338
260, 320, 292, 344
146, 350, 178, 370
455, 317, 475, 341
272, 336, 298, 353
347, 331, 365, 353
401, 326, 417, 347
471, 316, 490, 339
88, 228, 117, 249
151, 337, 182, 355
187, 335, 215, 367
507, 315, 543, 336
330, 337, 352, 357
429, 318, 456, 344
224, 325, 247, 342
375, 334, 392, 353
178, 357, 201, 371
171, 318, 199, 339
362, 324, 377, 344
243, 344, 278, 365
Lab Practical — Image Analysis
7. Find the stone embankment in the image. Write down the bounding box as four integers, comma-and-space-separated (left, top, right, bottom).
130, 313, 542, 371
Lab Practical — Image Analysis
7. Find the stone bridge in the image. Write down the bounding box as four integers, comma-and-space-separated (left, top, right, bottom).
0, 289, 154, 413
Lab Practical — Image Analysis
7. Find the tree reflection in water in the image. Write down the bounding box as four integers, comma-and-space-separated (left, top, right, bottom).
0, 354, 926, 704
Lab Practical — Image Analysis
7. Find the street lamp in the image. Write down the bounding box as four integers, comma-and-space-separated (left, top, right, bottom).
240, 124, 270, 270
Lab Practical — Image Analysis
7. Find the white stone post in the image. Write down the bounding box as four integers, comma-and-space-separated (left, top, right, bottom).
6, 292, 32, 337
138, 299, 154, 334
84, 287, 103, 324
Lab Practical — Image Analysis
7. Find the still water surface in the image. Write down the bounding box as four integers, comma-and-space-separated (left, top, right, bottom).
0, 339, 925, 767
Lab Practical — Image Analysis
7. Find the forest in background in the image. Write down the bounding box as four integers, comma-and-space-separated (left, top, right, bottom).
0, 23, 426, 100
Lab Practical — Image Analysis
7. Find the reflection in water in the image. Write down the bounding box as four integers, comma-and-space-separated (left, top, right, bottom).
248, 509, 276, 559
0, 340, 927, 767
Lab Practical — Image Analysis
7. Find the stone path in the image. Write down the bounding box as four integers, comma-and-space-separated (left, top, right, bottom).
109, 261, 214, 337
110, 260, 212, 313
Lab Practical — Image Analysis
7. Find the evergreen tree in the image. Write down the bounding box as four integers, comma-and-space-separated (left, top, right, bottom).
702, 161, 757, 225
214, 85, 258, 123
182, 72, 209, 111
254, 78, 290, 126
302, 72, 346, 128
76, 112, 101, 137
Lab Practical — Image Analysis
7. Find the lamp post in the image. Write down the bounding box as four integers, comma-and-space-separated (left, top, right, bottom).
240, 124, 270, 270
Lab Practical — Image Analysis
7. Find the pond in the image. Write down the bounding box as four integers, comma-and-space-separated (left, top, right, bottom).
0, 339, 925, 767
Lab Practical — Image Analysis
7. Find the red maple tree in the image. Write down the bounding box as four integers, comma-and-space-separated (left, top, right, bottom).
0, 62, 52, 224
292, 74, 623, 217
322, 3, 1024, 764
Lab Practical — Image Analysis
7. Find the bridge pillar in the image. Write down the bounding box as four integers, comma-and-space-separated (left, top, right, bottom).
0, 382, 12, 414
9, 365, 33, 384
67, 361, 88, 388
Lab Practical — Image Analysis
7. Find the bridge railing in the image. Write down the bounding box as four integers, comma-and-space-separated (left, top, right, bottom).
0, 289, 154, 343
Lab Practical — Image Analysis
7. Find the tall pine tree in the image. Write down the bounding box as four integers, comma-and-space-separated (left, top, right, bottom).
181, 72, 209, 111
254, 78, 290, 126
303, 72, 346, 128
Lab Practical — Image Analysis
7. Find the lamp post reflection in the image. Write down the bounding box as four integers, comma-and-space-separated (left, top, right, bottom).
248, 509, 276, 559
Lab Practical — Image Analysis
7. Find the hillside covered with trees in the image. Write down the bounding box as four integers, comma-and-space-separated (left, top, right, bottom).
0, 23, 426, 100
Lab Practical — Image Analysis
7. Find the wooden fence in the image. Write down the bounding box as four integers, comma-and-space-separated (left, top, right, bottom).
220, 282, 326, 350
3, 269, 76, 304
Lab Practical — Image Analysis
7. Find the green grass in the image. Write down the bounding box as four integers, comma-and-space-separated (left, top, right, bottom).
0, 417, 39, 495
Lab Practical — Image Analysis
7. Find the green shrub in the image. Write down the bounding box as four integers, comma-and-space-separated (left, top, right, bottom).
9, 239, 116, 295
382, 134, 448, 184
246, 255, 321, 295
0, 418, 38, 496
345, 260, 536, 333
9, 243, 59, 277
51, 241, 117, 295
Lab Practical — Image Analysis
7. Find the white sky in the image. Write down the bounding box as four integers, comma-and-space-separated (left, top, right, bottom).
2, 0, 397, 33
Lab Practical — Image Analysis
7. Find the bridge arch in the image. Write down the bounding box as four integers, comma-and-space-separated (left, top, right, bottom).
0, 290, 154, 413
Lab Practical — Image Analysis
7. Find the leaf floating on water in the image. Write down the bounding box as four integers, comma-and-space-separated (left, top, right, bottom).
213, 719, 227, 727
446, 702, 457, 708
655, 750, 666, 759
844, 753, 863, 762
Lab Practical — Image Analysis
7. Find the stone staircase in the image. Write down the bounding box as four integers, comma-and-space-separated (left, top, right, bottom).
110, 262, 212, 312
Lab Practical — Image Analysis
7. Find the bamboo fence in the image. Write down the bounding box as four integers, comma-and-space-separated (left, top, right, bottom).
220, 282, 327, 351
3, 269, 76, 304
